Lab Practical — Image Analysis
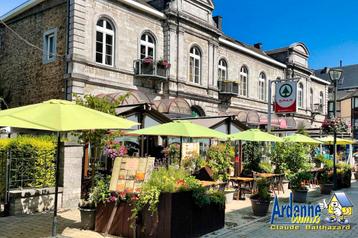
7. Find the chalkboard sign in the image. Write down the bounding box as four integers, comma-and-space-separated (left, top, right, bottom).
109, 157, 155, 193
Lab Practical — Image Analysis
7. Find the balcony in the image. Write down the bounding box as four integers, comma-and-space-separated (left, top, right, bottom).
133, 59, 169, 80
218, 81, 239, 96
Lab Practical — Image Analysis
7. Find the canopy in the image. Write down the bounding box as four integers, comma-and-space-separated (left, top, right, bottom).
284, 134, 322, 144
318, 136, 355, 145
0, 99, 138, 131
228, 129, 283, 142
128, 120, 226, 138
0, 99, 138, 237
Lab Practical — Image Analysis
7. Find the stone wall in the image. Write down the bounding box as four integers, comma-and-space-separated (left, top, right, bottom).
0, 0, 67, 107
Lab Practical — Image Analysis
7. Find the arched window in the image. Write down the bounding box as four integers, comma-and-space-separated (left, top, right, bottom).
258, 72, 266, 101
319, 91, 324, 105
298, 83, 304, 108
189, 47, 201, 84
310, 88, 314, 110
140, 33, 155, 59
218, 59, 227, 81
240, 66, 248, 97
191, 106, 205, 117
96, 18, 114, 66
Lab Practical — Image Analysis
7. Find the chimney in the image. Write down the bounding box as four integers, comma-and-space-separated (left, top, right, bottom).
254, 43, 262, 50
213, 16, 223, 31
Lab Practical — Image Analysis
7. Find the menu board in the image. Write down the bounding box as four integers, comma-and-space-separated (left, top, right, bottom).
109, 157, 155, 193
181, 142, 200, 161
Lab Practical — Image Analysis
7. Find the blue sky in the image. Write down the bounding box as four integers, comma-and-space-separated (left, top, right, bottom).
1, 0, 357, 69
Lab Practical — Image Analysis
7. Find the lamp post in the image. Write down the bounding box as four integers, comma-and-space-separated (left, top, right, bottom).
327, 68, 343, 190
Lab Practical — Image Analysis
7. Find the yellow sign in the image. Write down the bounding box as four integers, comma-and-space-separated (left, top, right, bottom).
109, 157, 155, 193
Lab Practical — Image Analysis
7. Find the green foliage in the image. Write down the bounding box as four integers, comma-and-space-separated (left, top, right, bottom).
182, 153, 206, 174
89, 174, 111, 206
259, 161, 273, 173
336, 162, 352, 174
316, 155, 333, 169
270, 141, 312, 174
252, 178, 271, 201
0, 136, 56, 189
318, 170, 331, 184
193, 187, 225, 207
206, 142, 234, 181
242, 141, 263, 173
163, 143, 181, 165
288, 171, 312, 190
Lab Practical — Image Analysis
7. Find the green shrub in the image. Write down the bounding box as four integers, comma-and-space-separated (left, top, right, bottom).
0, 135, 56, 189
259, 161, 273, 173
288, 171, 312, 190
207, 142, 234, 181
242, 141, 263, 174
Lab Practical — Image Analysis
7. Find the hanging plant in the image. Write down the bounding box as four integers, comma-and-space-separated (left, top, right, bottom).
321, 117, 348, 134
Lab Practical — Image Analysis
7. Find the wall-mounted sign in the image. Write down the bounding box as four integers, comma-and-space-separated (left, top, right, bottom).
109, 157, 155, 193
274, 81, 297, 114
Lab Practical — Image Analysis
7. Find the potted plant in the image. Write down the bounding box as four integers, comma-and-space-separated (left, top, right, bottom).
288, 171, 312, 203
337, 162, 352, 188
250, 178, 272, 216
318, 170, 333, 195
78, 199, 96, 230
157, 59, 171, 77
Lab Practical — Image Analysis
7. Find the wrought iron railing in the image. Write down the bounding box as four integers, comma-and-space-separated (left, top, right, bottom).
218, 81, 239, 95
133, 59, 169, 79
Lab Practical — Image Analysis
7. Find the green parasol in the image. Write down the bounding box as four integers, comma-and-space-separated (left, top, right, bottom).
284, 134, 322, 144
0, 99, 138, 237
228, 129, 283, 142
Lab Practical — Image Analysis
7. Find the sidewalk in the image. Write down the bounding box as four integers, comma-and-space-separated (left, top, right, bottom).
0, 182, 356, 238
206, 181, 358, 238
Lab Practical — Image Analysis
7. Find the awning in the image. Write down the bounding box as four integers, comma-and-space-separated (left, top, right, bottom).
237, 110, 260, 125
187, 117, 226, 128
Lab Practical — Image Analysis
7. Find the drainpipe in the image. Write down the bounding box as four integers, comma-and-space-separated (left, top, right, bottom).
64, 0, 71, 100
176, 0, 180, 97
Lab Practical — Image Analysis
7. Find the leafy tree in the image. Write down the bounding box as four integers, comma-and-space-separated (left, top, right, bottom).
74, 93, 129, 186
242, 141, 264, 175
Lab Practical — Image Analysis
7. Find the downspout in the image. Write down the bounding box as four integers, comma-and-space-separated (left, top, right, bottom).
176, 0, 180, 97
64, 0, 71, 100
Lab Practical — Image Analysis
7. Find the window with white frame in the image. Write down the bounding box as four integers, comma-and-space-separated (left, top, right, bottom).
43, 28, 57, 64
319, 91, 324, 105
239, 66, 248, 97
96, 18, 114, 66
140, 33, 155, 59
258, 72, 266, 101
189, 47, 201, 84
310, 88, 314, 110
218, 59, 227, 81
298, 83, 304, 108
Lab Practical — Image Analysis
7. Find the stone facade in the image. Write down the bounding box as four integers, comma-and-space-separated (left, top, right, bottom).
0, 0, 329, 128
0, 0, 67, 107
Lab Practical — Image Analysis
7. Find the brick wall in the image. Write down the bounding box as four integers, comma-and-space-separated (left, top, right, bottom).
0, 0, 67, 108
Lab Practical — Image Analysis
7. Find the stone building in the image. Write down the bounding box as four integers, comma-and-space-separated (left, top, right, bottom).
0, 0, 329, 130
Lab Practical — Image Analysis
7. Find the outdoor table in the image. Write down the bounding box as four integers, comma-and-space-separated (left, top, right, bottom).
229, 177, 255, 200
199, 181, 227, 191
256, 173, 285, 194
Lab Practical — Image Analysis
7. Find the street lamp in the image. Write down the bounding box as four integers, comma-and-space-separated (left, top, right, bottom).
325, 67, 343, 190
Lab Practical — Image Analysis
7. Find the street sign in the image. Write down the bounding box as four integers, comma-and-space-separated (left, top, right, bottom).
274, 80, 297, 114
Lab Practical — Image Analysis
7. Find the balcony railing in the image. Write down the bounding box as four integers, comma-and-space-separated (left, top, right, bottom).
133, 59, 169, 80
218, 81, 239, 95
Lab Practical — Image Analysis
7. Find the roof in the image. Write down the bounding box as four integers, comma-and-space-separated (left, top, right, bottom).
329, 192, 354, 207
315, 64, 358, 90
177, 115, 248, 131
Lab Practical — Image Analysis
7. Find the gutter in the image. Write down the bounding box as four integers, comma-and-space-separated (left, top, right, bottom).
117, 0, 166, 19
0, 0, 45, 21
219, 38, 287, 69
310, 75, 331, 85
1, 0, 166, 22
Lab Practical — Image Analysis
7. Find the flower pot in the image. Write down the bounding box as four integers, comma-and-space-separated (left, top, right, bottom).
250, 197, 270, 216
224, 190, 235, 204
320, 183, 333, 195
79, 207, 96, 230
292, 189, 308, 203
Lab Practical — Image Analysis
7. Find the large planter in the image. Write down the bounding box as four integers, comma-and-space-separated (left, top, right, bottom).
95, 201, 134, 238
250, 197, 270, 216
225, 190, 235, 204
79, 207, 96, 230
95, 191, 225, 238
320, 183, 334, 195
138, 191, 225, 238
337, 171, 352, 188
292, 189, 308, 203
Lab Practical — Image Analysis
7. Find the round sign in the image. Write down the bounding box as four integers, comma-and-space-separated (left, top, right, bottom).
279, 84, 293, 98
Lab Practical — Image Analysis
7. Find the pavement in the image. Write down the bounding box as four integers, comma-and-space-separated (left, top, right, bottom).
0, 181, 357, 238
